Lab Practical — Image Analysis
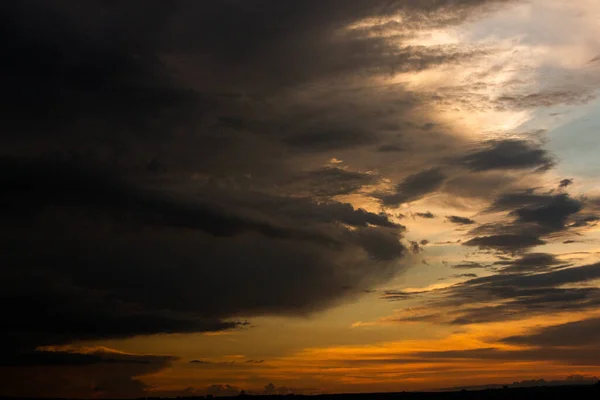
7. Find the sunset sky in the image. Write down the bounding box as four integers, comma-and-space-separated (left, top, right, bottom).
2, 0, 600, 397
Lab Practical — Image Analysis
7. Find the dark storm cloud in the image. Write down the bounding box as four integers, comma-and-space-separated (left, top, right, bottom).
0, 0, 527, 395
458, 140, 555, 172
1, 1, 198, 146
0, 348, 175, 368
2, 0, 508, 358
0, 351, 174, 399
447, 215, 476, 225
379, 168, 446, 206
1, 157, 406, 351
0, 157, 342, 245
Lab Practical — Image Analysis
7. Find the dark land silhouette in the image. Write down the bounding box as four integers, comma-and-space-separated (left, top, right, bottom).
2, 382, 600, 400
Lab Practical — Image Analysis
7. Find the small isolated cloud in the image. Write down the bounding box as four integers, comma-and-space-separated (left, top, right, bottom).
559, 178, 574, 189
447, 215, 475, 225
452, 262, 487, 269
453, 273, 478, 278
416, 211, 436, 219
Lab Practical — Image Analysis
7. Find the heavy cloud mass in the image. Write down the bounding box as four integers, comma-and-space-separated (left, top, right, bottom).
0, 0, 433, 362
3, 0, 600, 397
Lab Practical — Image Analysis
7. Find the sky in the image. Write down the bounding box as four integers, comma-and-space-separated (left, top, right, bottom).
2, 0, 600, 397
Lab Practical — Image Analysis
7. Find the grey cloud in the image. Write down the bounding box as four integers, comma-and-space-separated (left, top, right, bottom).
459, 140, 555, 172
443, 172, 516, 201
466, 192, 589, 253
489, 191, 560, 212
379, 168, 446, 206
570, 214, 600, 228
463, 234, 545, 252
357, 228, 406, 261
377, 344, 600, 368
496, 90, 596, 110
410, 241, 424, 254
464, 262, 600, 290
386, 262, 600, 325
453, 273, 478, 278
502, 318, 600, 347
511, 194, 582, 231
492, 253, 566, 274
452, 262, 487, 269
381, 289, 430, 301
